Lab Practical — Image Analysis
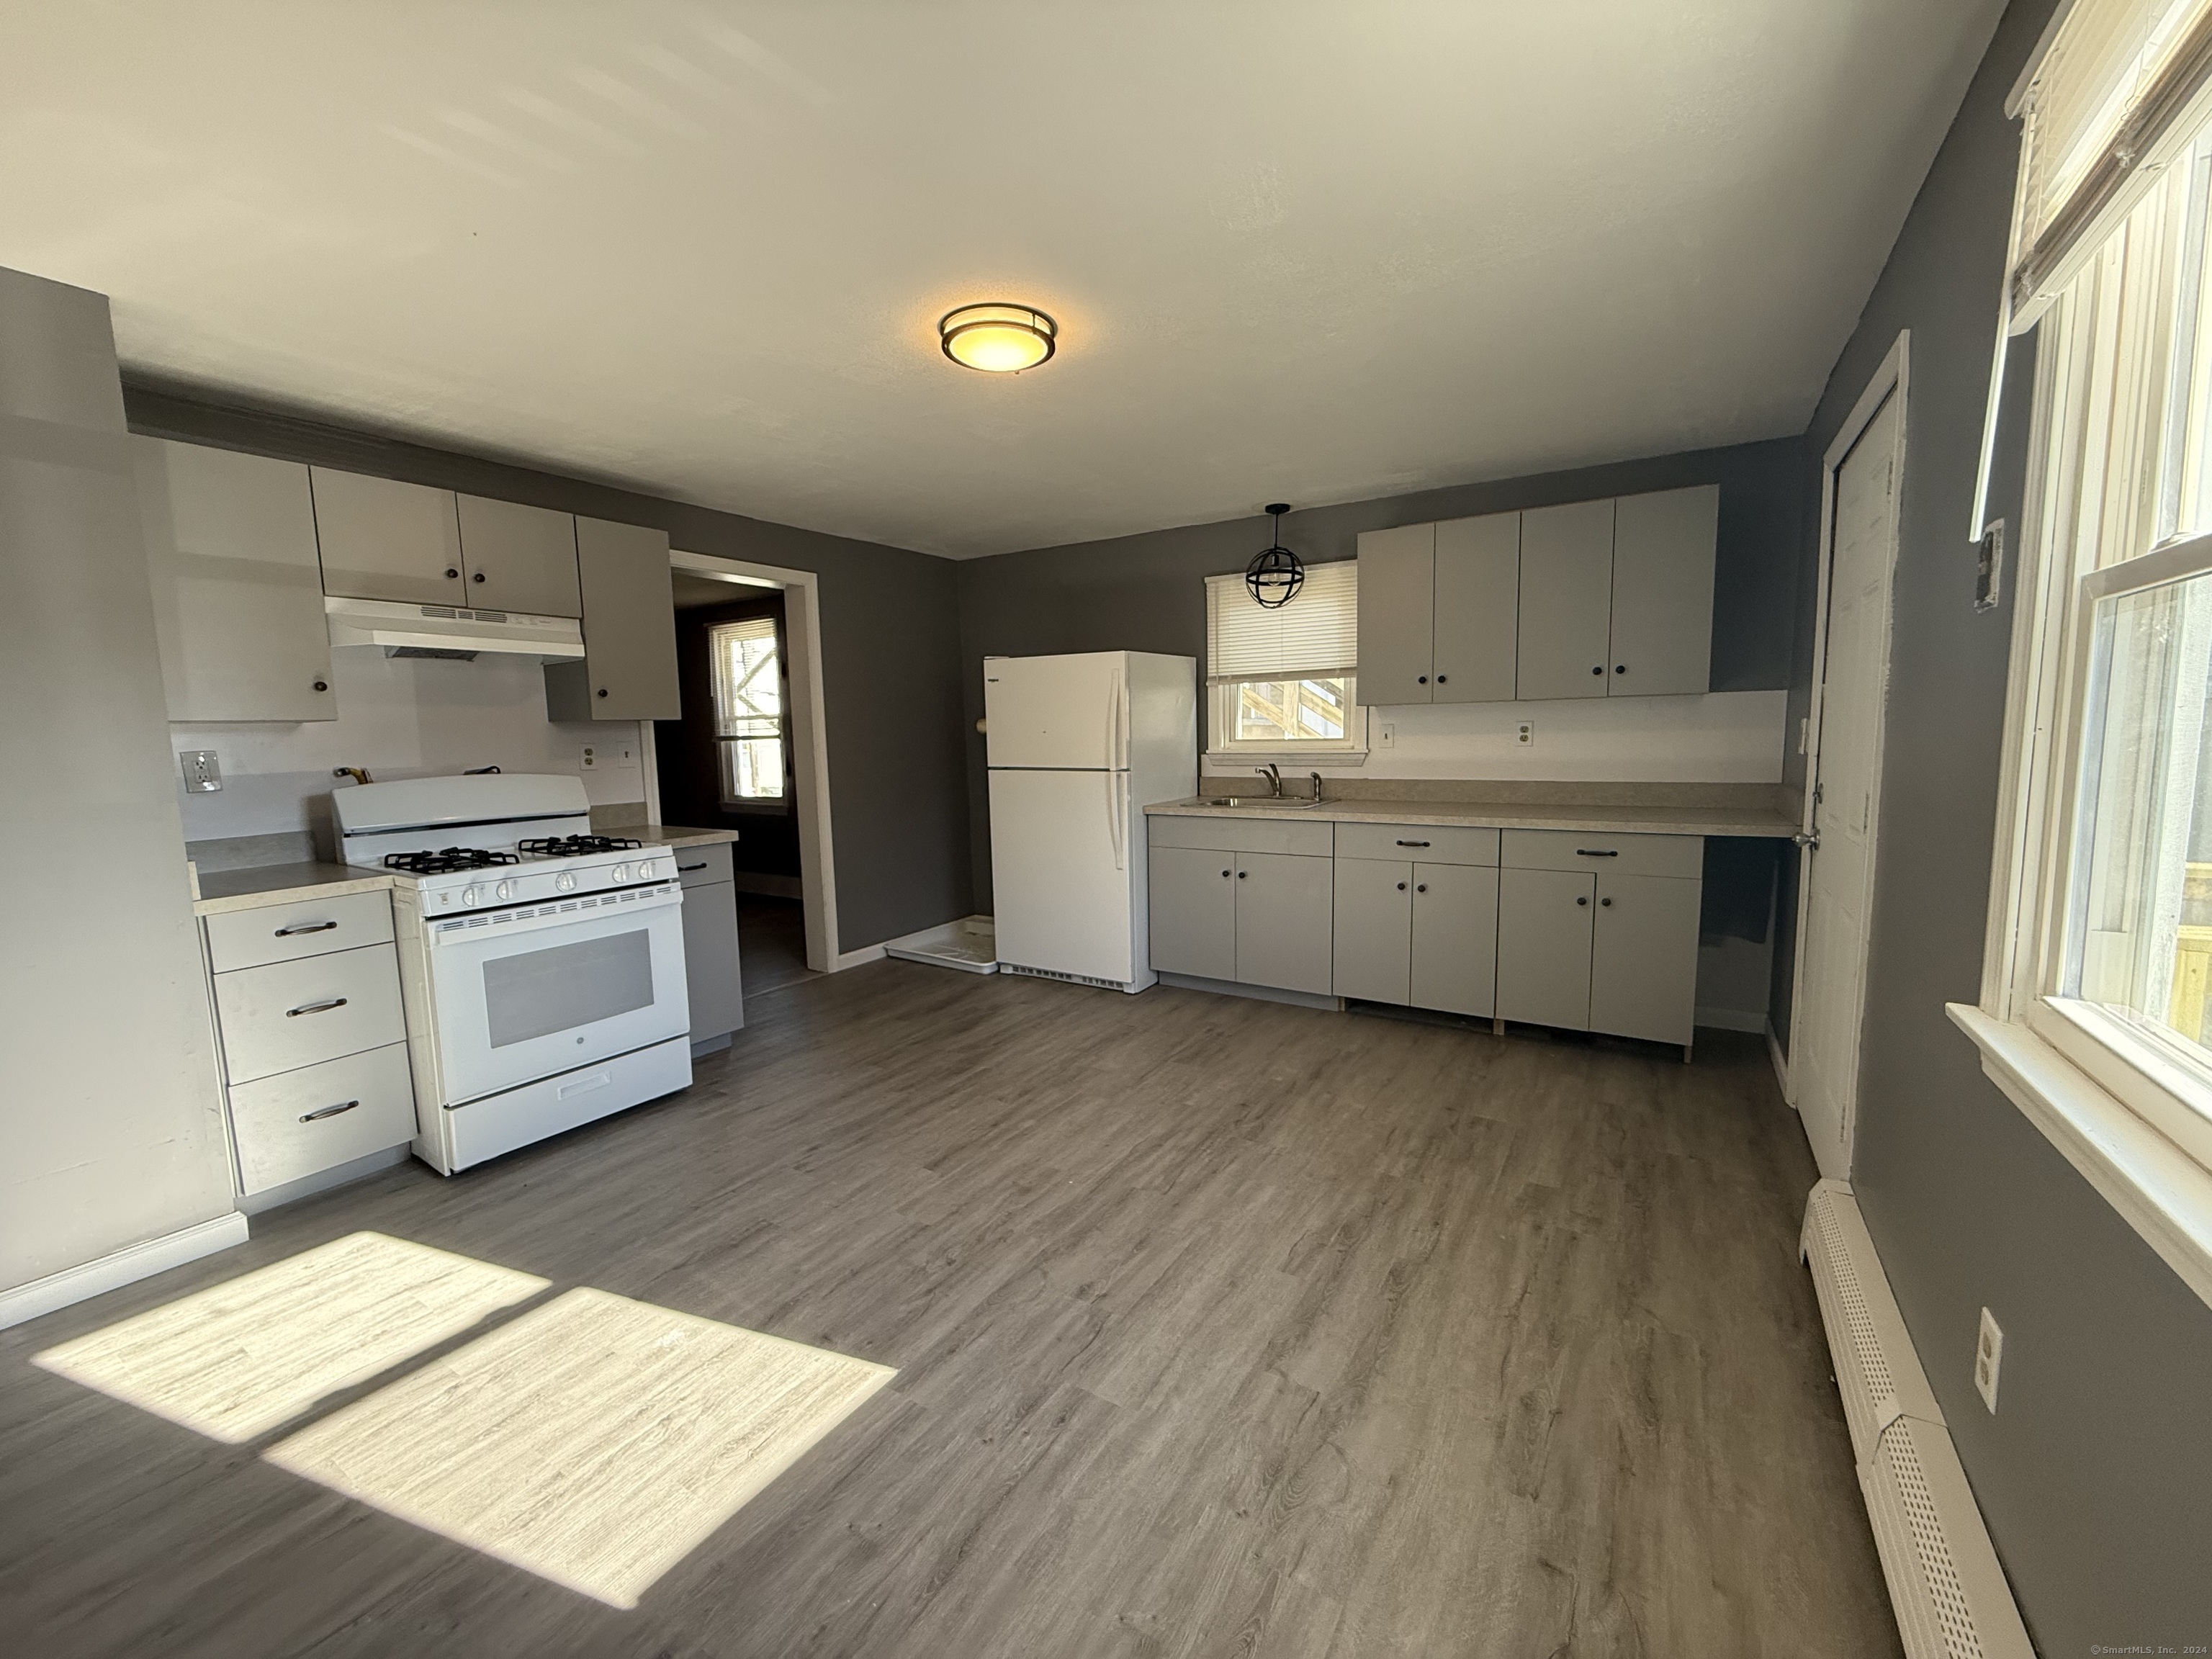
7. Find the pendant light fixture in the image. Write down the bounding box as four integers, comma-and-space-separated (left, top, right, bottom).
1246, 503, 1305, 609
938, 302, 1057, 372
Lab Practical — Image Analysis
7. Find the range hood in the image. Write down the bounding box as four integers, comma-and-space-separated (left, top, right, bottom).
324, 595, 585, 662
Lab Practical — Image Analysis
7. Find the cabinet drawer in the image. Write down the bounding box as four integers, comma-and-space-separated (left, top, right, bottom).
673, 841, 732, 889
213, 943, 406, 1084
204, 888, 394, 973
228, 1042, 417, 1195
1498, 829, 1702, 878
1148, 814, 1333, 856
1335, 822, 1498, 866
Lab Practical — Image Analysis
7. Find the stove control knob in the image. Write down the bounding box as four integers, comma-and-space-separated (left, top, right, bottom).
496, 879, 515, 902
461, 884, 481, 907
611, 863, 631, 883
556, 871, 577, 894
637, 859, 659, 881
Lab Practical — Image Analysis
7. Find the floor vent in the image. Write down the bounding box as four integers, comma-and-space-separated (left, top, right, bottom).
1801, 1180, 2034, 1659
1000, 962, 1123, 991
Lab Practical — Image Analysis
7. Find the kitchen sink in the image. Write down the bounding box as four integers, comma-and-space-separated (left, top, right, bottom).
1197, 796, 1328, 810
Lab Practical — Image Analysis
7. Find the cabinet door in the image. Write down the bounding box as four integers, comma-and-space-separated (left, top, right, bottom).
1332, 858, 1413, 1004
1431, 512, 1518, 703
680, 878, 746, 1042
456, 495, 582, 616
1354, 523, 1434, 705
135, 438, 335, 722
1496, 866, 1594, 1030
549, 517, 680, 721
1410, 862, 1498, 1017
1515, 498, 1614, 701
1235, 852, 1334, 994
1148, 845, 1238, 980
1609, 485, 1717, 697
1591, 872, 1701, 1044
310, 468, 465, 605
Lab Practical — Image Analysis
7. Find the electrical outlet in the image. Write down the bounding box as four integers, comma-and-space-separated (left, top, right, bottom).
1377, 723, 1396, 750
179, 750, 222, 793
1974, 1307, 2003, 1413
580, 745, 598, 770
1515, 721, 1534, 747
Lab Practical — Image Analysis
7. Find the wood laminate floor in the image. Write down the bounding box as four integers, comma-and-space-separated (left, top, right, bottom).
738, 894, 818, 997
0, 963, 1899, 1658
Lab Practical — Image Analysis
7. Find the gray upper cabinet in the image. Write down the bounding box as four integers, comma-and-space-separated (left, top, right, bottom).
310, 468, 467, 606
1431, 513, 1518, 703
1608, 486, 1717, 698
135, 437, 336, 723
1354, 523, 1434, 705
545, 516, 680, 721
455, 495, 581, 616
1515, 499, 1615, 701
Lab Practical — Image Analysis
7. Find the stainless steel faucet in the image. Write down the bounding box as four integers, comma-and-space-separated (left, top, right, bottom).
1256, 763, 1282, 798
1310, 771, 1324, 804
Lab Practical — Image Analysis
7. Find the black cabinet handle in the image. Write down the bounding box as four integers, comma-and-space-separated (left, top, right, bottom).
678, 861, 708, 872
1601, 896, 1613, 907
445, 567, 459, 579
1236, 870, 1247, 879
1416, 675, 1428, 684
1220, 868, 1231, 878
1575, 848, 1619, 858
273, 920, 339, 938
472, 572, 487, 583
1614, 665, 1627, 674
1396, 881, 1407, 891
596, 688, 609, 698
313, 679, 328, 692
1576, 896, 1588, 906
1395, 839, 1430, 848
1416, 883, 1428, 893
285, 997, 348, 1017
299, 1100, 360, 1123
1435, 674, 1447, 683
1591, 665, 1604, 675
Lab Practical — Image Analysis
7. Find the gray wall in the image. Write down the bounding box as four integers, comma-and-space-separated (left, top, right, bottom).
1, 271, 237, 1297
1794, 0, 2212, 1645
956, 436, 1805, 904
124, 385, 973, 954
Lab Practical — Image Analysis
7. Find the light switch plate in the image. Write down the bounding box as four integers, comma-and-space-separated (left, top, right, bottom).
1377, 723, 1396, 750
1974, 1306, 2003, 1413
611, 741, 639, 769
179, 750, 222, 793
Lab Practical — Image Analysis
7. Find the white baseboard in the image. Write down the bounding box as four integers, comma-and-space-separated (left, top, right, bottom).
832, 944, 887, 972
1767, 1022, 1792, 1104
1695, 1005, 1768, 1033
0, 1210, 250, 1332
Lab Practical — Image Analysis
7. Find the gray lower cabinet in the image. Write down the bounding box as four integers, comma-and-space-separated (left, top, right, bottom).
546, 516, 681, 721
1496, 866, 1596, 1030
1589, 872, 1701, 1043
1235, 850, 1334, 994
455, 494, 582, 616
1332, 858, 1414, 1004
310, 467, 468, 606
1149, 845, 1238, 981
135, 437, 336, 722
678, 849, 745, 1051
1409, 862, 1498, 1017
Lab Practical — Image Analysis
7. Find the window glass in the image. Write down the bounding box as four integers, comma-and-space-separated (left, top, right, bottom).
1203, 565, 1362, 754
482, 930, 655, 1048
1233, 678, 1349, 744
709, 616, 786, 804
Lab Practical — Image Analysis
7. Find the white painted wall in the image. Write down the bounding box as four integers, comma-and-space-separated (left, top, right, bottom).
1338, 688, 1788, 783
171, 647, 647, 845
0, 267, 239, 1296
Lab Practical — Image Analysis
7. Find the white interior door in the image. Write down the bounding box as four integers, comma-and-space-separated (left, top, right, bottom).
989, 768, 1133, 983
1794, 385, 1902, 1179
984, 654, 1125, 769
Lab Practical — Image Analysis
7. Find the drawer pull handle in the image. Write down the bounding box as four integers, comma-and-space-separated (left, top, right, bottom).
285, 997, 349, 1017
1575, 848, 1620, 858
274, 920, 340, 938
1396, 881, 1407, 891
1416, 884, 1428, 893
299, 1099, 361, 1123
1577, 896, 1589, 906
678, 861, 709, 872
1395, 839, 1431, 847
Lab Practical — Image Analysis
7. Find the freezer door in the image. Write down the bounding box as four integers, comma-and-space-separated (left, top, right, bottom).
989, 768, 1135, 984
984, 653, 1127, 770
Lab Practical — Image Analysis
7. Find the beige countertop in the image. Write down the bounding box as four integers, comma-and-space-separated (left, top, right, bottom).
192, 827, 741, 915
1144, 796, 1799, 839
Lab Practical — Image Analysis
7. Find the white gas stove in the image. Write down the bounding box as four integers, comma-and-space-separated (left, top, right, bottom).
333, 773, 692, 1174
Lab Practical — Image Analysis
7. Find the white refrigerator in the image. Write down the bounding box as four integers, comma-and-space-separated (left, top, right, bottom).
986, 651, 1197, 992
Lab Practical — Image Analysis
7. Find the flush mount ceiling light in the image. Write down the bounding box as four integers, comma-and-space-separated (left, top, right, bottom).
938, 302, 1056, 372
1246, 504, 1305, 609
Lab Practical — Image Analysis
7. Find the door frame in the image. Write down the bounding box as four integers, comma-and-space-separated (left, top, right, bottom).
1785, 330, 1910, 1172
657, 550, 848, 974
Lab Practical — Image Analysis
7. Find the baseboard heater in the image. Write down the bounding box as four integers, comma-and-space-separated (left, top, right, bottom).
1800, 1179, 2036, 1658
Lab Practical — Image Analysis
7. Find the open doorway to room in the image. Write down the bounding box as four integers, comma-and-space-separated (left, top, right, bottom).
649, 551, 843, 984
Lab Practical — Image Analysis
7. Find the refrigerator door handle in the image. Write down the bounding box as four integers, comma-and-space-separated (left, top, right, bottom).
1110, 770, 1127, 871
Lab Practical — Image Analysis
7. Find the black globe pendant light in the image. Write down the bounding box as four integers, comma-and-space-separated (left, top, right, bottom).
1246, 503, 1305, 609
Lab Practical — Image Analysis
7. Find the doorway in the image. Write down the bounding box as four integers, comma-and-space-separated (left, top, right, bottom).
648, 551, 842, 977
1789, 333, 1909, 1179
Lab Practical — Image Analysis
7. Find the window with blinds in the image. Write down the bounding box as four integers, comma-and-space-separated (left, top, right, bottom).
1202, 561, 1363, 756
709, 615, 787, 805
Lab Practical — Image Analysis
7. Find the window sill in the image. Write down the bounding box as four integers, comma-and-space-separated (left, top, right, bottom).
1948, 1001, 2212, 1311
1202, 750, 1368, 770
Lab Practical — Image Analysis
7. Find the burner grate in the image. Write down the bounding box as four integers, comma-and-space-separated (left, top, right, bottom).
383, 848, 521, 875
516, 835, 644, 858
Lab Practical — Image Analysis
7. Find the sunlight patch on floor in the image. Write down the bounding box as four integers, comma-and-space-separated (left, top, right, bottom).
264, 1286, 896, 1609
33, 1233, 547, 1442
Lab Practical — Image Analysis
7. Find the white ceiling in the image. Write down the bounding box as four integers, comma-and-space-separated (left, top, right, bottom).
4, 2, 2005, 557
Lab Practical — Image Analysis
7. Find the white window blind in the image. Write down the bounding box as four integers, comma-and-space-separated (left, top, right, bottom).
1204, 560, 1357, 683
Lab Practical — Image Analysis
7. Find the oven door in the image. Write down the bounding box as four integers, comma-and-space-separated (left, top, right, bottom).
423, 883, 689, 1105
